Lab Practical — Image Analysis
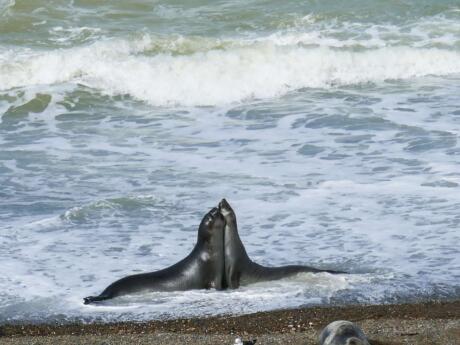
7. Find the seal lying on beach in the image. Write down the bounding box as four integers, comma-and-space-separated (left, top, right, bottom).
318, 321, 370, 345
219, 199, 343, 288
83, 207, 225, 304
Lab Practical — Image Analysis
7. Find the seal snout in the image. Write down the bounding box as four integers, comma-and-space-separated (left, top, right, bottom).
218, 198, 235, 219
218, 198, 229, 210
205, 207, 224, 227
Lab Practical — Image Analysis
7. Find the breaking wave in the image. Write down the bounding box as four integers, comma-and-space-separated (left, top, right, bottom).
1, 35, 460, 106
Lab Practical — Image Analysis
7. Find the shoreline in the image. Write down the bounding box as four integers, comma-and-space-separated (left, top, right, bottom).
1, 300, 459, 344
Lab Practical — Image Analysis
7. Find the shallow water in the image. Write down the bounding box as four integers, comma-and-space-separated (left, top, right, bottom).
0, 0, 459, 324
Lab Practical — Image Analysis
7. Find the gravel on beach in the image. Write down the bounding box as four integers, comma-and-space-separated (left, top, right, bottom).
1, 300, 459, 345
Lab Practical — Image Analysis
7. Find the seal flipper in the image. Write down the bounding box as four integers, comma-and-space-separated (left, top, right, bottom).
83, 294, 111, 304
321, 268, 347, 274
246, 263, 345, 282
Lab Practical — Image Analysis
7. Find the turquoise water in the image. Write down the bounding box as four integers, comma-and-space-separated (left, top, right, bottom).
1, 0, 460, 323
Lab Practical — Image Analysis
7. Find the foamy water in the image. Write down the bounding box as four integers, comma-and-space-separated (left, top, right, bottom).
3, 41, 460, 106
0, 0, 459, 324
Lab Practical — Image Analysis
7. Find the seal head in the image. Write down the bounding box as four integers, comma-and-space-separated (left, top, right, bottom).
318, 320, 370, 345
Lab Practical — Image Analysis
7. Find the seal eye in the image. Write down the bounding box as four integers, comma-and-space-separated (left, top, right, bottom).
204, 216, 214, 229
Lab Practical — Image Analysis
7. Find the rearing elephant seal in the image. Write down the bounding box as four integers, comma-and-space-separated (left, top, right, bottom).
318, 321, 370, 345
219, 198, 343, 288
83, 207, 225, 304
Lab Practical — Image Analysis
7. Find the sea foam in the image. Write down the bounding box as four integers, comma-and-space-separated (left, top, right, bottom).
1, 36, 460, 106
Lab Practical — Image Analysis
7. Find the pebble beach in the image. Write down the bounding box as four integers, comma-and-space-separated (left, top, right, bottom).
2, 300, 459, 344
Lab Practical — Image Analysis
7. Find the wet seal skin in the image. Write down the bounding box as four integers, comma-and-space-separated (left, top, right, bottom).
318, 320, 370, 345
218, 198, 344, 288
83, 207, 225, 304
84, 199, 345, 304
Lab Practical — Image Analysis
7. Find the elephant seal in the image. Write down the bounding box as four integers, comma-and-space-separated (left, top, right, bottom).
218, 198, 344, 288
83, 207, 225, 304
318, 321, 369, 345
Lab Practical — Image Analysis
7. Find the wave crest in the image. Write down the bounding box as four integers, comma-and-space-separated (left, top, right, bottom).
1, 36, 460, 106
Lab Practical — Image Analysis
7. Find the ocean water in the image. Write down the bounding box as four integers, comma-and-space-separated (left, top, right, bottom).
1, 0, 460, 324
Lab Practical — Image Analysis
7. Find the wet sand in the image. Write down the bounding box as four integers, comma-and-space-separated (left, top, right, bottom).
1, 300, 459, 344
